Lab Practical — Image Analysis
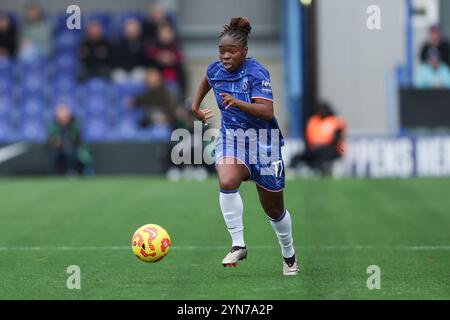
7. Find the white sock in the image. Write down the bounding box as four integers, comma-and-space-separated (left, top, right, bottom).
269, 209, 295, 258
219, 190, 245, 247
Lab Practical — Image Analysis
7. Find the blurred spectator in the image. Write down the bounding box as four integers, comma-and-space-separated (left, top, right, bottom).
291, 102, 346, 176
0, 8, 187, 146
175, 97, 197, 131
142, 4, 172, 46
420, 25, 450, 67
144, 23, 186, 100
0, 12, 17, 58
111, 17, 146, 83
129, 67, 177, 128
79, 20, 112, 81
415, 48, 450, 89
48, 104, 92, 175
18, 1, 52, 61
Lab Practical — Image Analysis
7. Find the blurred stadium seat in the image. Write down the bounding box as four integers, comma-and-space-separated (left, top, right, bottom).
140, 124, 172, 141
84, 118, 109, 142
0, 121, 16, 142
54, 31, 82, 52
52, 53, 79, 76
0, 58, 14, 78
116, 118, 139, 141
0, 76, 13, 95
20, 120, 47, 142
85, 95, 108, 116
82, 78, 111, 95
21, 73, 47, 97
21, 97, 46, 121
0, 96, 12, 118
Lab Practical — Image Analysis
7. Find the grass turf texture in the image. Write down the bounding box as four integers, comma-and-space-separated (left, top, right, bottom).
0, 177, 449, 299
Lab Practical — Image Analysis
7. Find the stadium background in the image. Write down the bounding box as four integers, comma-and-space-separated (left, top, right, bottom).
1, 0, 450, 177
0, 0, 449, 300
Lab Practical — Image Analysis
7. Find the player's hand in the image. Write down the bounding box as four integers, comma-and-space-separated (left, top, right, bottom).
193, 108, 214, 125
220, 93, 237, 110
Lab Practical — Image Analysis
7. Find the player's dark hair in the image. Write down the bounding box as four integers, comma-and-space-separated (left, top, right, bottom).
220, 17, 252, 47
316, 102, 335, 117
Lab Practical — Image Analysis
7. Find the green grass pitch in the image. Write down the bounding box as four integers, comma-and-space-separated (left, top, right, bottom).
0, 177, 449, 299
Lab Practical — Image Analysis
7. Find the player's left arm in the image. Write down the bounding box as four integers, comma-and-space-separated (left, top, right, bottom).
220, 94, 274, 120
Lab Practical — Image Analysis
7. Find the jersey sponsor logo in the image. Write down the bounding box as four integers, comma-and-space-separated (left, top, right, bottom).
241, 81, 249, 91
261, 80, 272, 93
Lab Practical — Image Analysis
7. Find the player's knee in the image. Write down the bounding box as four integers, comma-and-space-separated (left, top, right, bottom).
265, 206, 284, 220
219, 176, 241, 191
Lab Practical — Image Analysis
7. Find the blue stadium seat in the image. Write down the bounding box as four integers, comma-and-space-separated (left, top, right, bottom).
83, 78, 111, 94
74, 112, 88, 128
54, 31, 82, 52
115, 82, 146, 96
51, 92, 78, 107
51, 76, 79, 102
42, 107, 54, 125
21, 73, 46, 97
0, 77, 13, 95
139, 124, 172, 142
21, 120, 47, 142
51, 94, 79, 113
21, 98, 46, 121
84, 119, 108, 142
85, 95, 108, 116
119, 108, 144, 125
15, 57, 47, 77
52, 54, 79, 76
0, 97, 13, 119
0, 121, 16, 142
0, 58, 14, 78
116, 119, 139, 141
8, 106, 22, 129
53, 76, 77, 94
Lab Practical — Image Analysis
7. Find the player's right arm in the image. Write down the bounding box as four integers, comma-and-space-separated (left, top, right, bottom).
191, 76, 214, 125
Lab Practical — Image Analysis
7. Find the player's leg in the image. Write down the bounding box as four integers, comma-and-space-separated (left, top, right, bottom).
256, 186, 300, 275
216, 158, 250, 266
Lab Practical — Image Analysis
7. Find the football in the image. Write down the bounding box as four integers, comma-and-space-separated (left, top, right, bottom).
131, 224, 172, 263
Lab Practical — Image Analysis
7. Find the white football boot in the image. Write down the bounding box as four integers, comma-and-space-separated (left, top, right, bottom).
283, 256, 300, 276
222, 246, 247, 267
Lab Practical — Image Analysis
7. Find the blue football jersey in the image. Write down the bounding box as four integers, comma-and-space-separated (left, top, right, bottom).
206, 57, 284, 146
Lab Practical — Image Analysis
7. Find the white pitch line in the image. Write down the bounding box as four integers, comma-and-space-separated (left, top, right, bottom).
0, 245, 449, 251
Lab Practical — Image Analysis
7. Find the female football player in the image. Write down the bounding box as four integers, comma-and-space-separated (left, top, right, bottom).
191, 17, 299, 275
